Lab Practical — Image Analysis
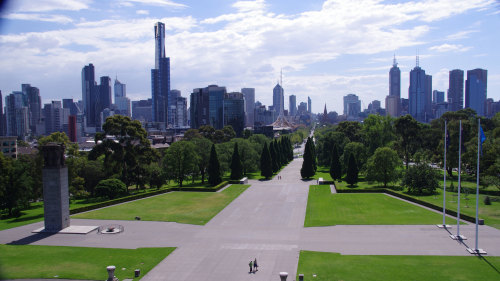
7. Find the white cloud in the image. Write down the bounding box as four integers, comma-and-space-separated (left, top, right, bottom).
429, 43, 471, 52
232, 0, 266, 12
3, 13, 73, 24
5, 0, 91, 12
445, 30, 478, 41
136, 9, 150, 15
119, 0, 187, 8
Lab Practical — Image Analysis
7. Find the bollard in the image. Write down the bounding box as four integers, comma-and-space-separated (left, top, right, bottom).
106, 265, 116, 281
299, 273, 304, 281
279, 272, 288, 281
135, 269, 141, 277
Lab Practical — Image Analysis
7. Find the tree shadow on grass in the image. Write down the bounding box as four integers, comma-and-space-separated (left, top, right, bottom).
7, 213, 44, 223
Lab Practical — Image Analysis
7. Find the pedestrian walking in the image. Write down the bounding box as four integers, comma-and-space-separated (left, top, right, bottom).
253, 258, 258, 271
249, 260, 253, 273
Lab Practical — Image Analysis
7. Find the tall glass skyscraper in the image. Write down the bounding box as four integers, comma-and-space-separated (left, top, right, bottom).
448, 69, 464, 112
82, 63, 97, 127
273, 83, 284, 119
465, 68, 487, 116
408, 57, 429, 123
241, 88, 255, 127
151, 22, 171, 124
387, 56, 401, 117
289, 94, 296, 116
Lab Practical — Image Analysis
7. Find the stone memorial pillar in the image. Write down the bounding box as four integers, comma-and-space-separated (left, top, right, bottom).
41, 143, 70, 232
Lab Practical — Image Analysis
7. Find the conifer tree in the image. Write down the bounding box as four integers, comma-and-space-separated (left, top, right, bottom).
310, 137, 317, 172
301, 138, 315, 178
260, 142, 273, 179
270, 141, 279, 173
345, 153, 358, 186
208, 144, 222, 186
329, 144, 342, 181
230, 142, 243, 180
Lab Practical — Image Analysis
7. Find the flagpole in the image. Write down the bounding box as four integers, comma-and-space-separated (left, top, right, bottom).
451, 120, 466, 240
468, 118, 486, 254
438, 120, 449, 228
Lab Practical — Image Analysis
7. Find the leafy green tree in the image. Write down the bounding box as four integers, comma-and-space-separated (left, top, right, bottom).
230, 142, 243, 180
165, 141, 199, 187
192, 137, 213, 184
366, 147, 401, 188
337, 121, 362, 142
222, 125, 236, 141
233, 138, 260, 175
402, 163, 439, 194
199, 125, 216, 141
394, 115, 420, 170
89, 115, 156, 187
0, 155, 33, 216
345, 153, 358, 187
316, 131, 349, 166
260, 142, 273, 179
183, 129, 202, 140
329, 144, 342, 181
38, 131, 79, 157
361, 115, 395, 155
243, 129, 253, 139
148, 163, 165, 189
208, 144, 222, 186
95, 178, 127, 199
342, 142, 367, 173
301, 138, 316, 179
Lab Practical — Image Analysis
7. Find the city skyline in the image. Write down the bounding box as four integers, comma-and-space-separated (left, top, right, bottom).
1, 0, 499, 114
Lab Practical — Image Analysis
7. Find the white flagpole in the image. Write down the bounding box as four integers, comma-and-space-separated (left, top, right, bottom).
438, 121, 448, 228
452, 120, 465, 240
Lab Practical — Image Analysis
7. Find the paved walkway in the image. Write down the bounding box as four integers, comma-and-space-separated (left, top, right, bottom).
1, 158, 500, 281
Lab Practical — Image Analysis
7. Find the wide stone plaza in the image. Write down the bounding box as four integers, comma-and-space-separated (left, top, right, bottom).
1, 156, 500, 280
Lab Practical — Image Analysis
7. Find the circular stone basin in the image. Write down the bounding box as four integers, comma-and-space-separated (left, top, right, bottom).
99, 225, 123, 234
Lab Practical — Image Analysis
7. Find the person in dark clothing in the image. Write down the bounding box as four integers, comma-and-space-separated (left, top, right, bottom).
249, 260, 253, 273
253, 258, 258, 271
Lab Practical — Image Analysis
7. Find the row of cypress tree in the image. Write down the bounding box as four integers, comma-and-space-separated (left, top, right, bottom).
260, 136, 294, 179
328, 143, 358, 186
301, 137, 317, 178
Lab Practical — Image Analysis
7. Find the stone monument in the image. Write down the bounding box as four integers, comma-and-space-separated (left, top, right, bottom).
41, 143, 70, 232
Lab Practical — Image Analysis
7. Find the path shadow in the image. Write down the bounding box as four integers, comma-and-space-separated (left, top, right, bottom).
7, 232, 56, 245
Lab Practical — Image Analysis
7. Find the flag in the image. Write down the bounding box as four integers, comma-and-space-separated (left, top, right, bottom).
480, 127, 486, 156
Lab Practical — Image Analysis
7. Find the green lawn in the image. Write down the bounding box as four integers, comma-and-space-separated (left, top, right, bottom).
297, 250, 500, 281
0, 244, 174, 280
304, 185, 455, 226
73, 184, 249, 225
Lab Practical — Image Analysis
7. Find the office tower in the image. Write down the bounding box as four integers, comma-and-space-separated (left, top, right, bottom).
82, 64, 97, 127
151, 22, 171, 124
385, 95, 400, 117
175, 96, 187, 127
98, 76, 112, 112
343, 94, 361, 117
408, 57, 429, 122
425, 74, 432, 119
254, 103, 274, 126
132, 99, 153, 122
62, 99, 81, 116
44, 101, 69, 135
114, 78, 131, 117
297, 102, 307, 115
68, 115, 77, 142
465, 68, 487, 116
190, 85, 226, 129
5, 91, 29, 139
224, 92, 245, 136
308, 96, 311, 113
242, 88, 255, 127
432, 90, 444, 104
289, 94, 296, 116
0, 90, 4, 136
448, 69, 464, 112
273, 83, 284, 119
389, 55, 401, 98
23, 84, 42, 134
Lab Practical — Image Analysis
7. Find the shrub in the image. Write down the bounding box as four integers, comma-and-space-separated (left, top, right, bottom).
95, 179, 128, 199
484, 196, 491, 205
402, 163, 438, 195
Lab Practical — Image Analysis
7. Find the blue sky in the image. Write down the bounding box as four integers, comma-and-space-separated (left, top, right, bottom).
0, 0, 499, 114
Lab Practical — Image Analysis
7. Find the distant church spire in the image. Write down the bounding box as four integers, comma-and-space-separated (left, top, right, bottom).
324, 103, 327, 115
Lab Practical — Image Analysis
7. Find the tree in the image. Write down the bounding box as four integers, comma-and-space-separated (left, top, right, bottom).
402, 163, 439, 194
361, 115, 395, 156
342, 142, 367, 173
269, 141, 279, 173
95, 178, 127, 199
148, 163, 165, 189
192, 137, 213, 184
89, 115, 156, 187
329, 144, 342, 181
345, 153, 358, 187
199, 125, 216, 141
230, 142, 243, 180
260, 142, 273, 179
243, 129, 253, 139
233, 138, 260, 175
39, 131, 79, 157
164, 141, 198, 187
301, 138, 315, 179
208, 144, 222, 186
366, 147, 401, 188
183, 129, 202, 140
337, 121, 362, 142
394, 115, 420, 170
222, 125, 236, 142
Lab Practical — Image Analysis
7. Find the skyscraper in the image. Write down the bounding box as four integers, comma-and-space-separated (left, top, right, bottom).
272, 83, 284, 119
408, 57, 429, 122
82, 63, 97, 127
224, 92, 245, 136
175, 96, 187, 127
433, 90, 444, 103
425, 74, 433, 118
387, 55, 401, 116
23, 84, 42, 134
5, 91, 29, 139
448, 69, 464, 112
114, 78, 131, 117
343, 94, 361, 117
241, 88, 255, 127
465, 68, 487, 116
190, 85, 226, 129
44, 101, 69, 135
308, 97, 311, 114
0, 90, 4, 136
289, 95, 296, 116
151, 22, 171, 125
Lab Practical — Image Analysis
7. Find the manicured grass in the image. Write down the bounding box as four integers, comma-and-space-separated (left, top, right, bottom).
297, 250, 500, 281
0, 244, 174, 280
312, 167, 333, 181
304, 185, 455, 226
73, 184, 249, 225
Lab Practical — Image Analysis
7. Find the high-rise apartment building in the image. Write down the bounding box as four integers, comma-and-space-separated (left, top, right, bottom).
289, 95, 296, 116
174, 96, 187, 127
408, 58, 430, 122
151, 22, 171, 124
448, 69, 464, 112
465, 68, 487, 116
242, 88, 255, 127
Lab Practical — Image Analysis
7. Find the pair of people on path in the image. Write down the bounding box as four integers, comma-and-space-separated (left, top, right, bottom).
249, 258, 258, 273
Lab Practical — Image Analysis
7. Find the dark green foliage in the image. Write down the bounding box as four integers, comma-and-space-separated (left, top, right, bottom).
148, 163, 165, 189
366, 147, 401, 188
208, 144, 222, 186
484, 196, 491, 205
230, 142, 243, 180
0, 154, 33, 216
329, 144, 342, 181
394, 114, 420, 170
345, 153, 358, 186
164, 141, 198, 187
301, 137, 316, 179
310, 137, 317, 172
402, 163, 439, 194
260, 142, 273, 179
270, 141, 279, 173
95, 178, 127, 199
192, 137, 213, 184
